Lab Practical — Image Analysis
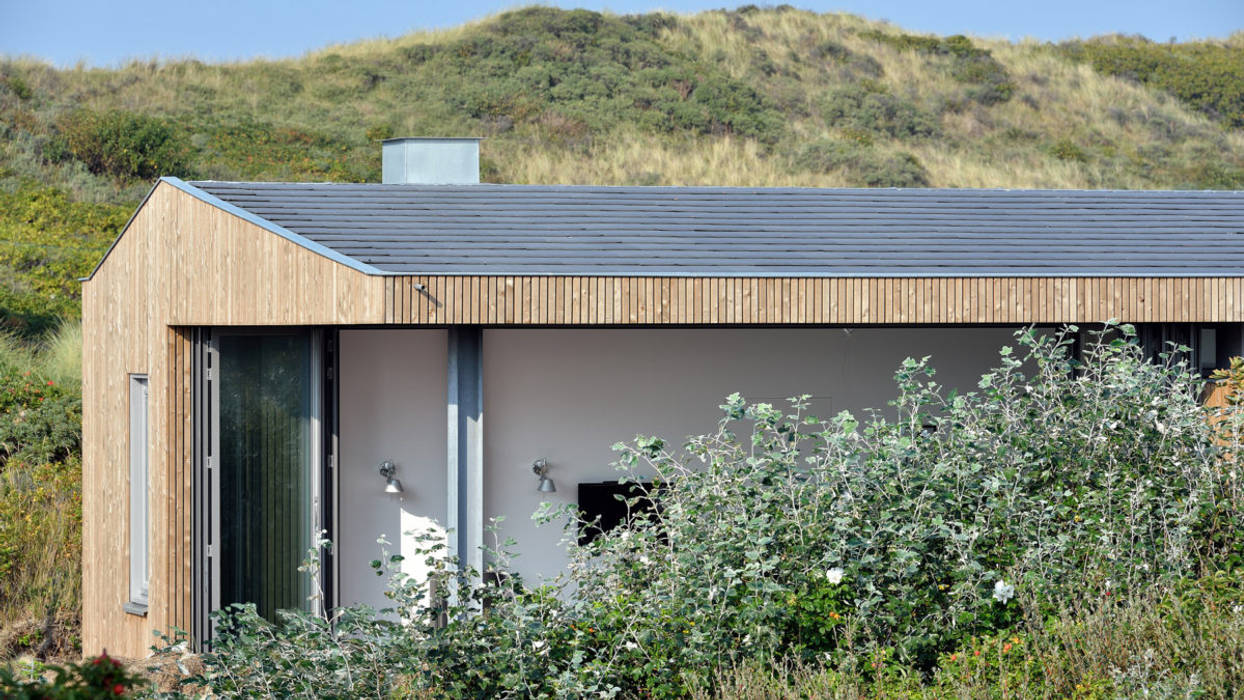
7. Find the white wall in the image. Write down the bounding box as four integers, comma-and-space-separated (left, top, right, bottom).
338, 329, 447, 610
481, 327, 1018, 584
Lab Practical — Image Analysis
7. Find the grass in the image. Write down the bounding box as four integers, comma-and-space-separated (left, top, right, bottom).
0, 5, 1241, 210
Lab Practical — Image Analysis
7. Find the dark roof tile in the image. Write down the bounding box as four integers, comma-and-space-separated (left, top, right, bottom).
189, 181, 1244, 277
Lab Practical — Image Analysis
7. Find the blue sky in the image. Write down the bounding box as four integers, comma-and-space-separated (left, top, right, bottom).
1, 0, 1241, 67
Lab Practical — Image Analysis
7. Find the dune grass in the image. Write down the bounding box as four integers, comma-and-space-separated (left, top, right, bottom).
1, 5, 1241, 210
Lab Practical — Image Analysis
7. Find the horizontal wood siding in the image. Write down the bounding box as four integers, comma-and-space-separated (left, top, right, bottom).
383, 276, 1244, 325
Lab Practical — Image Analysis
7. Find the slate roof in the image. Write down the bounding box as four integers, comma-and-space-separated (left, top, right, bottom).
186, 180, 1244, 277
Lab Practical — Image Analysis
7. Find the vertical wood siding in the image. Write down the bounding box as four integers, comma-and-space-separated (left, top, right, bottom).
82, 183, 385, 657
381, 276, 1244, 325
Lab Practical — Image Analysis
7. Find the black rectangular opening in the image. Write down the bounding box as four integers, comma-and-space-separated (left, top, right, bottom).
576, 480, 660, 546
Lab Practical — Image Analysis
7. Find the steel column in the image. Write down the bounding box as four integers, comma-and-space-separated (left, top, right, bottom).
447, 328, 484, 578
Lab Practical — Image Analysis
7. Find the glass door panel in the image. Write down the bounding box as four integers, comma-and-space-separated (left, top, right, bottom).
216, 332, 315, 620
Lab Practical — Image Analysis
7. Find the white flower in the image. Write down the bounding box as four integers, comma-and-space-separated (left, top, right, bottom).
993, 579, 1015, 604
533, 640, 547, 651
623, 641, 638, 650
826, 567, 845, 585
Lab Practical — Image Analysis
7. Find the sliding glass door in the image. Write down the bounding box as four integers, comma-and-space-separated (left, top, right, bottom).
195, 329, 328, 640
216, 332, 318, 620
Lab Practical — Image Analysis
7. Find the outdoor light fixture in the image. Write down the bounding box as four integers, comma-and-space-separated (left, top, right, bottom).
378, 460, 404, 494
533, 458, 556, 493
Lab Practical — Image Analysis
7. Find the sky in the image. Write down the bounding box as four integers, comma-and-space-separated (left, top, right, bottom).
1, 0, 1241, 68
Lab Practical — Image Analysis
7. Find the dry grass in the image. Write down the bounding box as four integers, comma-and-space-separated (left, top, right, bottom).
499, 130, 853, 187
37, 321, 80, 390
654, 8, 1244, 191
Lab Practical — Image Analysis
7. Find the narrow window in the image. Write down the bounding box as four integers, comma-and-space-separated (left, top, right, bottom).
1199, 327, 1218, 376
126, 374, 150, 615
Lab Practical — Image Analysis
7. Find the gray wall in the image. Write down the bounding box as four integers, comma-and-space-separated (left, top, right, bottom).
337, 327, 1019, 601
481, 327, 1017, 583
338, 330, 447, 610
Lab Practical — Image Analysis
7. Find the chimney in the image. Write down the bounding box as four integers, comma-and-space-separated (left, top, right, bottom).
382, 137, 480, 185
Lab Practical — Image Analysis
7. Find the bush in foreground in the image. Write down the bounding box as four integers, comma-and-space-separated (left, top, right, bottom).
172, 325, 1242, 698
0, 652, 148, 698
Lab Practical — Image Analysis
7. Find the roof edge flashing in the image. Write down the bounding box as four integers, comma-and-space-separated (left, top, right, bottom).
83, 177, 385, 282
163, 177, 385, 275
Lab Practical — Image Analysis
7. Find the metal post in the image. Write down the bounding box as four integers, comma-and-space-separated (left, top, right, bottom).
447, 328, 483, 580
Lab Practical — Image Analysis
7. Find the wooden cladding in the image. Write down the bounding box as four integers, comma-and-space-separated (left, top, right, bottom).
165, 328, 192, 638
382, 276, 1244, 326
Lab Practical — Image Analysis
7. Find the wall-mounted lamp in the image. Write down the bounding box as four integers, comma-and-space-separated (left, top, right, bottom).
532, 458, 555, 493
378, 460, 404, 494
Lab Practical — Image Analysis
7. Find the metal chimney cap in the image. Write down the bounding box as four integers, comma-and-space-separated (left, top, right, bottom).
382, 137, 482, 185
380, 136, 483, 143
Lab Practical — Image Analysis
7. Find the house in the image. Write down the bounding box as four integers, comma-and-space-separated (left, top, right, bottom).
81, 137, 1244, 657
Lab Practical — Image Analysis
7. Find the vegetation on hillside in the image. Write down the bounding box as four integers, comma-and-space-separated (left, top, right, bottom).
0, 323, 82, 661
1059, 34, 1244, 129
0, 189, 125, 336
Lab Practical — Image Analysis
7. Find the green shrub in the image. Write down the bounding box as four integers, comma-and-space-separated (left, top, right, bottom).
1046, 137, 1090, 162
575, 325, 1223, 680
791, 139, 930, 187
1060, 36, 1244, 128
820, 84, 940, 138
0, 74, 33, 101
0, 367, 80, 468
0, 186, 127, 337
0, 457, 81, 628
0, 324, 84, 654
0, 652, 147, 698
194, 116, 377, 182
51, 110, 191, 181
860, 30, 1015, 105
859, 152, 929, 187
432, 7, 785, 143
1187, 160, 1244, 189
703, 575, 1244, 698
363, 123, 393, 142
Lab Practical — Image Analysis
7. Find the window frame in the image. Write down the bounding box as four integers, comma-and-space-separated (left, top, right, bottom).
125, 373, 150, 616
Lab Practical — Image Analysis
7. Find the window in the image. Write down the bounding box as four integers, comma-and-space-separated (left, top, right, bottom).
126, 374, 149, 615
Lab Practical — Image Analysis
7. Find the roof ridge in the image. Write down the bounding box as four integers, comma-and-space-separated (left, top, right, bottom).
187, 180, 1244, 196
